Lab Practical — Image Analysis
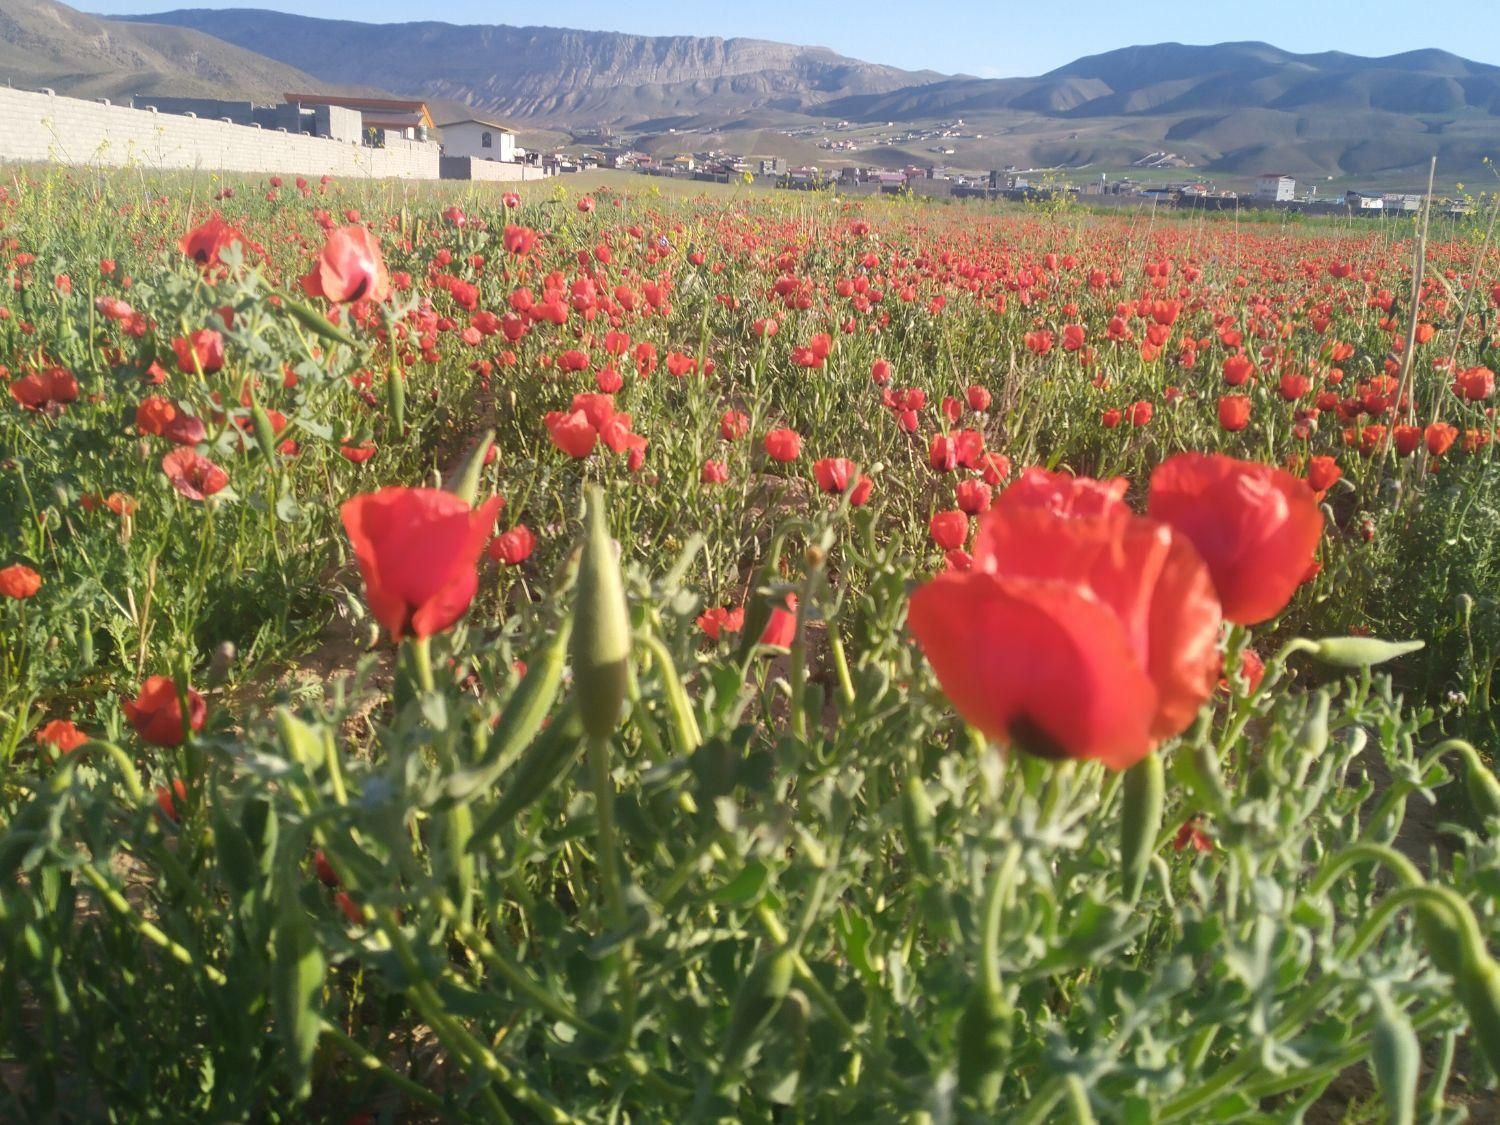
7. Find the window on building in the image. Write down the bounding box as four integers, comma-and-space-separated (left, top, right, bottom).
482, 132, 492, 149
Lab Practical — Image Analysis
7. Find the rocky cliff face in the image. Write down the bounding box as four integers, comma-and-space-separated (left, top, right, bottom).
108, 9, 939, 122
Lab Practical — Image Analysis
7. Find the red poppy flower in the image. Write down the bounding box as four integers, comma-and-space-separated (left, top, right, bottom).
979, 453, 1012, 486
849, 475, 874, 506
157, 779, 189, 822
719, 410, 750, 441
172, 329, 225, 374
908, 493, 1221, 770
0, 564, 41, 599
303, 226, 390, 304
1218, 395, 1251, 432
571, 393, 615, 430
956, 479, 993, 514
1306, 456, 1341, 494
1279, 373, 1311, 401
335, 891, 366, 925
701, 459, 729, 485
107, 493, 139, 517
1174, 818, 1213, 853
36, 718, 88, 753
996, 467, 1128, 520
179, 213, 254, 270
697, 605, 745, 640
928, 434, 958, 473
340, 442, 378, 464
9, 367, 78, 412
164, 413, 207, 447
559, 349, 591, 373
503, 225, 537, 256
760, 594, 798, 648
929, 510, 970, 551
1220, 647, 1266, 694
966, 384, 992, 412
487, 525, 536, 566
791, 333, 833, 368
1148, 452, 1323, 625
161, 449, 228, 501
1425, 422, 1458, 456
124, 676, 207, 747
1453, 366, 1494, 401
764, 428, 801, 462
314, 849, 341, 887
813, 457, 857, 495
1222, 354, 1255, 386
341, 488, 504, 641
545, 409, 599, 459
136, 396, 178, 436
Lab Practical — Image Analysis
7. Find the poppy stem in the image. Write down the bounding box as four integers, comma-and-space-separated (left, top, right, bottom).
587, 732, 627, 929
409, 634, 436, 694
979, 842, 1022, 999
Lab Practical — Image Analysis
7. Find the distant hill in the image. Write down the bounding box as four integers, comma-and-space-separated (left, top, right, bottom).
108, 8, 941, 123
0, 0, 333, 101
818, 42, 1500, 181
822, 42, 1500, 120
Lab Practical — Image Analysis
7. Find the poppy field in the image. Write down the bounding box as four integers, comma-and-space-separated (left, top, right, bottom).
3, 166, 1500, 1121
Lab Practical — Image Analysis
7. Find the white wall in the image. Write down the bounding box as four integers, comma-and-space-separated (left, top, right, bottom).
0, 87, 441, 179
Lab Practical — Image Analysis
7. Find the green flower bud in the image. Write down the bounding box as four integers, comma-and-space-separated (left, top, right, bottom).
446, 429, 494, 508
571, 486, 631, 740
1120, 752, 1165, 904
1307, 636, 1425, 668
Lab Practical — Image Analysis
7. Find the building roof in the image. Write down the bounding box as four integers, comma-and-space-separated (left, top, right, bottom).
436, 117, 516, 133
284, 93, 434, 129
1258, 172, 1293, 178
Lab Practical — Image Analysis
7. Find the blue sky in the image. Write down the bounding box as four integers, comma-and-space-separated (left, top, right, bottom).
92, 0, 1500, 75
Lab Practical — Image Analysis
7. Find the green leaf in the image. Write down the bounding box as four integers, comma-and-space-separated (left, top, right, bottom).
711, 861, 770, 907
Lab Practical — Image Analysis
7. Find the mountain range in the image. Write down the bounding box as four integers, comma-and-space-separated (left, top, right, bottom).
3, 0, 1498, 183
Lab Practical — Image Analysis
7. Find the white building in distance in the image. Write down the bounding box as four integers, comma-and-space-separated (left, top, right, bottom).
1255, 173, 1295, 201
437, 117, 517, 163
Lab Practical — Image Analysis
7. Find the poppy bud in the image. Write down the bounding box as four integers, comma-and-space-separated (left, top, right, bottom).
1120, 752, 1164, 903
956, 987, 1010, 1107
901, 775, 937, 878
248, 392, 279, 463
1308, 636, 1425, 668
1459, 953, 1500, 1078
385, 367, 406, 438
447, 430, 496, 506
571, 486, 631, 740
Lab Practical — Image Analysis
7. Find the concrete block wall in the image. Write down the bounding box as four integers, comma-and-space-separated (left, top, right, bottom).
438, 156, 548, 182
0, 87, 440, 179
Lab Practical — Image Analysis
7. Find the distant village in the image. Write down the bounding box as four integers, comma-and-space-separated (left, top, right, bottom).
13, 89, 1479, 214
553, 119, 1477, 217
